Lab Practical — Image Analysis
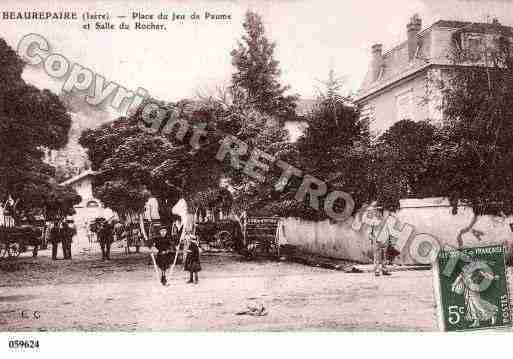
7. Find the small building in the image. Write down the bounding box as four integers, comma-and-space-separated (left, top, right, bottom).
59, 170, 115, 242
59, 170, 161, 236
355, 15, 513, 135
60, 170, 112, 218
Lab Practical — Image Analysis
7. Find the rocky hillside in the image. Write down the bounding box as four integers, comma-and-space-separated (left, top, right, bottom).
44, 93, 115, 182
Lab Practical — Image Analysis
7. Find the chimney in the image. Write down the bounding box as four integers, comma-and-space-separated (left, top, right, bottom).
407, 14, 422, 61
371, 43, 383, 82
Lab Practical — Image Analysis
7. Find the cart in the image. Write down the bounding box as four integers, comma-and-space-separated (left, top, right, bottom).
0, 225, 43, 258
243, 217, 280, 258
195, 219, 243, 252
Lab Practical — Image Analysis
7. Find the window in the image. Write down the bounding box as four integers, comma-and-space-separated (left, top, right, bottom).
86, 201, 99, 208
468, 37, 483, 60
463, 33, 484, 61
396, 90, 413, 121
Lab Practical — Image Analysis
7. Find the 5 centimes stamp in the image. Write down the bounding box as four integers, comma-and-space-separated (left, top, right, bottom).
433, 245, 512, 332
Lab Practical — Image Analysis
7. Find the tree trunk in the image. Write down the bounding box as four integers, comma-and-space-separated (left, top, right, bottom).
456, 212, 478, 248
156, 197, 173, 228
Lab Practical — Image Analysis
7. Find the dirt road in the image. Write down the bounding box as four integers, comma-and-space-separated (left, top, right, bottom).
1, 245, 511, 331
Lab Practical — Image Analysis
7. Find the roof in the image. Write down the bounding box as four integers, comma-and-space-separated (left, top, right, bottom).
356, 29, 432, 101
59, 169, 97, 186
356, 19, 513, 102
433, 20, 513, 35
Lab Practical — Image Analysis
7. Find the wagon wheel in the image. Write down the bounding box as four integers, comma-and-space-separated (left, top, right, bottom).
7, 242, 21, 258
216, 231, 233, 249
244, 242, 258, 259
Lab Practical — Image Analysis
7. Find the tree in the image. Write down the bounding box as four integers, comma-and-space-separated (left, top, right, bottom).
372, 119, 441, 211
43, 183, 82, 221
0, 37, 76, 220
234, 70, 372, 221
80, 114, 172, 224
290, 71, 371, 220
226, 109, 291, 218
94, 180, 150, 222
80, 99, 230, 227
231, 11, 298, 121
421, 21, 513, 247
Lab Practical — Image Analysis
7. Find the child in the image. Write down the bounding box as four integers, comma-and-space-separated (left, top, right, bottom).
184, 234, 201, 284
155, 227, 175, 286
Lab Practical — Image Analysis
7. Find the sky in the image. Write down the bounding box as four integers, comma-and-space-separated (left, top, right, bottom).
2, 0, 513, 107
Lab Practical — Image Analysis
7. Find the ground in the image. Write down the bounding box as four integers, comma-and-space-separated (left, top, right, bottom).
1, 240, 512, 331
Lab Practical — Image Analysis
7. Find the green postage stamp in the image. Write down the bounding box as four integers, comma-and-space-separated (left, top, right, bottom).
433, 244, 512, 332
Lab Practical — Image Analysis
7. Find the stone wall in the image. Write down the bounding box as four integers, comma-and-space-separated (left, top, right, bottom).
278, 198, 513, 265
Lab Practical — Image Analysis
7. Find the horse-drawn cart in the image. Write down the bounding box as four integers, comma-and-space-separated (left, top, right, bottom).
243, 217, 280, 258
0, 225, 43, 258
195, 219, 244, 252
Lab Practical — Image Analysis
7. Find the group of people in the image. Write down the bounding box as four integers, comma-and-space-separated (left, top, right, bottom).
47, 212, 387, 285
92, 219, 144, 260
92, 218, 202, 286
154, 221, 202, 286
49, 219, 77, 260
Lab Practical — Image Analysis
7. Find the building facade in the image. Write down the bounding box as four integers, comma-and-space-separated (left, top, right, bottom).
60, 170, 115, 242
355, 15, 512, 135
60, 170, 162, 243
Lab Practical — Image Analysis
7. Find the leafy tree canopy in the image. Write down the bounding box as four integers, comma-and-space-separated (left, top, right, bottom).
435, 28, 513, 217
0, 37, 77, 220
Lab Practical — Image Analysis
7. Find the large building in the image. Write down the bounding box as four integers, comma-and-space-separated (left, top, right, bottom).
355, 15, 512, 135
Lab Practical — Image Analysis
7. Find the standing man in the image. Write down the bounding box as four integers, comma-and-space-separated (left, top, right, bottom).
62, 219, 76, 260
98, 220, 113, 260
370, 224, 391, 277
49, 221, 62, 260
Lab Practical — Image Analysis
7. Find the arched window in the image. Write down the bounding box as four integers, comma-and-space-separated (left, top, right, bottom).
86, 200, 100, 208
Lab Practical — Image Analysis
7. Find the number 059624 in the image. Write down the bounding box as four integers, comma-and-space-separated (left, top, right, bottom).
8, 340, 40, 349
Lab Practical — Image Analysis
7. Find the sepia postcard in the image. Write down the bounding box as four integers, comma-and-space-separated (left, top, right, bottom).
1, 0, 513, 357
